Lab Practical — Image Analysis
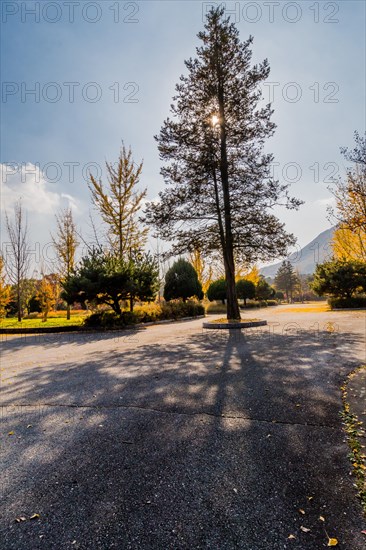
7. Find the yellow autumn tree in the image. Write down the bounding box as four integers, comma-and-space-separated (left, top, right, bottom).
88, 144, 148, 260
0, 254, 11, 319
36, 277, 56, 322
244, 265, 261, 285
51, 208, 79, 319
332, 224, 366, 261
189, 248, 213, 294
235, 263, 260, 284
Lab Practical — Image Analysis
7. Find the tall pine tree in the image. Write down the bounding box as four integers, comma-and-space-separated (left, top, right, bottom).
274, 260, 300, 303
145, 8, 301, 319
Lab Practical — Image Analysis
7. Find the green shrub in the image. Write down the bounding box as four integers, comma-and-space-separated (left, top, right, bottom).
205, 302, 227, 314
121, 311, 139, 325
83, 301, 205, 327
160, 301, 205, 320
207, 279, 227, 303
266, 299, 278, 307
164, 259, 203, 301
328, 295, 366, 309
241, 301, 261, 309
236, 279, 256, 305
84, 311, 126, 328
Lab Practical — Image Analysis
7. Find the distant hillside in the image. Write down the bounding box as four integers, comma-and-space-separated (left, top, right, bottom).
260, 227, 335, 278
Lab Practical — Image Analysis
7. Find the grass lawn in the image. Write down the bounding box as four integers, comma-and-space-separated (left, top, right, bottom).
276, 303, 330, 313
0, 314, 87, 329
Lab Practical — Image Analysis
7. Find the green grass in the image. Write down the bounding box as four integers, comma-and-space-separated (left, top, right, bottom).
0, 315, 86, 329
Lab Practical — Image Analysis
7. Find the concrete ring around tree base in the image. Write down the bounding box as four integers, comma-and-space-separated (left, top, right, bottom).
202, 320, 268, 330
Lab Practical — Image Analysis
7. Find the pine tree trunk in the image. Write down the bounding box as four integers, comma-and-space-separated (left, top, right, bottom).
217, 78, 240, 321
223, 253, 240, 320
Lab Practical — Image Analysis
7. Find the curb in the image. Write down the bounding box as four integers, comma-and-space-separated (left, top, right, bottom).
203, 320, 267, 330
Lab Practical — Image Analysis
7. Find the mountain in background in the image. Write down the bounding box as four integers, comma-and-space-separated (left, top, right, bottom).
260, 227, 335, 279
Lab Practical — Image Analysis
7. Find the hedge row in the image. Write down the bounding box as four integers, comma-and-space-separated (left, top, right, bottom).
328, 296, 366, 309
84, 302, 205, 328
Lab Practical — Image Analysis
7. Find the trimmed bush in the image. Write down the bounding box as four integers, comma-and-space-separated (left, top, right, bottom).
207, 279, 227, 303
84, 311, 125, 328
205, 302, 227, 314
134, 303, 163, 323
328, 295, 366, 309
160, 301, 205, 320
164, 259, 203, 301
240, 301, 261, 309
83, 301, 205, 328
236, 279, 256, 305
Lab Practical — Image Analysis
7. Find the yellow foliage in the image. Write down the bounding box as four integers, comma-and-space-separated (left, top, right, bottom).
189, 248, 214, 294
245, 265, 261, 285
36, 278, 56, 322
0, 255, 11, 319
332, 225, 366, 261
235, 264, 260, 284
134, 302, 162, 319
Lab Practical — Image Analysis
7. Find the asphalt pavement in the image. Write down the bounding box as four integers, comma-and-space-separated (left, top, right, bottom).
1, 305, 365, 549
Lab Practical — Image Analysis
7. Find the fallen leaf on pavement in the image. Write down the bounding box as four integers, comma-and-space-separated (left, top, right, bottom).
299, 509, 305, 515
327, 538, 338, 546
8, 431, 14, 436
307, 496, 314, 501
300, 526, 311, 533
288, 534, 296, 539
30, 514, 40, 520
319, 516, 325, 522
15, 517, 26, 523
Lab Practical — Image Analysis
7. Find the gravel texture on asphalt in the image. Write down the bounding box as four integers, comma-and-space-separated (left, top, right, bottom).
1, 305, 365, 549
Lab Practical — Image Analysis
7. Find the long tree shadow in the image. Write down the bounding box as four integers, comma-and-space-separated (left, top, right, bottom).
1, 324, 365, 549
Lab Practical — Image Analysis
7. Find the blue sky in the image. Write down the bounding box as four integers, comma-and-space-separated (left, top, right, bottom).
1, 0, 365, 270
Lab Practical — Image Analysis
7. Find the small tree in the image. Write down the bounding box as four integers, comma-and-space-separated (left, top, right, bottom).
164, 259, 203, 302
274, 260, 300, 303
311, 259, 366, 299
236, 279, 256, 306
51, 208, 79, 319
36, 277, 56, 322
4, 201, 30, 321
256, 277, 275, 301
88, 145, 148, 260
207, 279, 227, 304
128, 252, 160, 311
18, 278, 38, 316
62, 250, 159, 314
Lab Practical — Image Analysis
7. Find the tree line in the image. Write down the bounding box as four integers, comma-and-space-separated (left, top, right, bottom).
1, 8, 365, 321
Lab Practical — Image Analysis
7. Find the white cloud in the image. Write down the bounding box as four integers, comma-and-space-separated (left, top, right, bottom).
314, 196, 336, 208
0, 163, 79, 215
